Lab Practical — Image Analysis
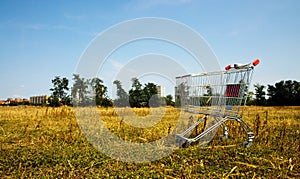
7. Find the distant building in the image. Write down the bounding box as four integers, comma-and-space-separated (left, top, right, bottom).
6, 98, 13, 105
15, 98, 23, 103
30, 95, 49, 105
1, 98, 29, 105
156, 86, 165, 97
0, 100, 5, 105
22, 99, 30, 104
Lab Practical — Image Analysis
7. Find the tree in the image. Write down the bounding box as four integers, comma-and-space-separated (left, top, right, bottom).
129, 78, 144, 107
201, 85, 213, 106
254, 84, 266, 106
267, 80, 300, 106
49, 76, 70, 107
127, 78, 162, 108
71, 74, 89, 106
246, 91, 255, 105
205, 85, 213, 96
91, 77, 107, 106
143, 82, 159, 107
113, 80, 129, 107
101, 97, 113, 107
165, 94, 175, 106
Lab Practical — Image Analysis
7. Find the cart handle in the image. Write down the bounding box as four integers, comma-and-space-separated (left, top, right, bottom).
225, 59, 260, 70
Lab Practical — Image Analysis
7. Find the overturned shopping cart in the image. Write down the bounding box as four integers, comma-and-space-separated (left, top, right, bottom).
175, 59, 260, 147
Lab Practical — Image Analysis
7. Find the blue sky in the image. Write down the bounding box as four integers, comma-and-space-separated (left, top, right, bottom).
0, 0, 299, 99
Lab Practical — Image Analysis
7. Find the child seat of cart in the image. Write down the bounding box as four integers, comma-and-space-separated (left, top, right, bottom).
224, 84, 241, 110
224, 84, 241, 97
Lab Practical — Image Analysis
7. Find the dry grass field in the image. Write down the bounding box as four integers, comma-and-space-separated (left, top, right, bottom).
0, 106, 299, 178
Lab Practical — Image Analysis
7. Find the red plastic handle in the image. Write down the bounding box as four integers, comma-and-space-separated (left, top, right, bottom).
225, 59, 260, 70
253, 59, 260, 66
225, 65, 231, 71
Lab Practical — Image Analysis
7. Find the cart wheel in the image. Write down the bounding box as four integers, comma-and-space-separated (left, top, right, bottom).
176, 138, 188, 148
176, 140, 190, 148
242, 141, 252, 148
181, 141, 190, 148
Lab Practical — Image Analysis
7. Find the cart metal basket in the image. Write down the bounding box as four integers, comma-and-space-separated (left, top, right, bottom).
175, 59, 260, 147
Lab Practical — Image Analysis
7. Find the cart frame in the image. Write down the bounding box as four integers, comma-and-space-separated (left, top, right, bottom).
175, 59, 260, 147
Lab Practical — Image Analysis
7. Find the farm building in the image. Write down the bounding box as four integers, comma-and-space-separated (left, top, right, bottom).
30, 95, 49, 105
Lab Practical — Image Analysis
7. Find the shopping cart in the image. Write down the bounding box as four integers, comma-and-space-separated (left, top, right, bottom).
175, 59, 260, 147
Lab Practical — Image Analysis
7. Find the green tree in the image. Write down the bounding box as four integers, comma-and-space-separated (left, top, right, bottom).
165, 94, 175, 106
91, 77, 107, 106
246, 91, 255, 105
254, 84, 266, 106
200, 85, 213, 106
129, 78, 144, 107
267, 80, 300, 106
113, 80, 129, 107
49, 76, 70, 107
71, 74, 89, 106
205, 85, 213, 96
101, 97, 113, 107
143, 82, 159, 107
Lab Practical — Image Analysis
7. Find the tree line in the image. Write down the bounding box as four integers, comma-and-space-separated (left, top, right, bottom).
3, 73, 291, 107
249, 80, 300, 106
48, 74, 174, 107
49, 74, 300, 107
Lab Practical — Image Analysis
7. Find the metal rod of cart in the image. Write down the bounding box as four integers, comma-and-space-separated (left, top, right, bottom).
175, 59, 260, 147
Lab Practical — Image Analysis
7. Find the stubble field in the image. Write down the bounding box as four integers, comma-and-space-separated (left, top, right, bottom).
0, 106, 299, 178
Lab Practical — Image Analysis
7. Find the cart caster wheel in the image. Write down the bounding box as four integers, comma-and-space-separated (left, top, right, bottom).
242, 141, 252, 148
181, 141, 190, 148
177, 141, 189, 148
176, 138, 189, 148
